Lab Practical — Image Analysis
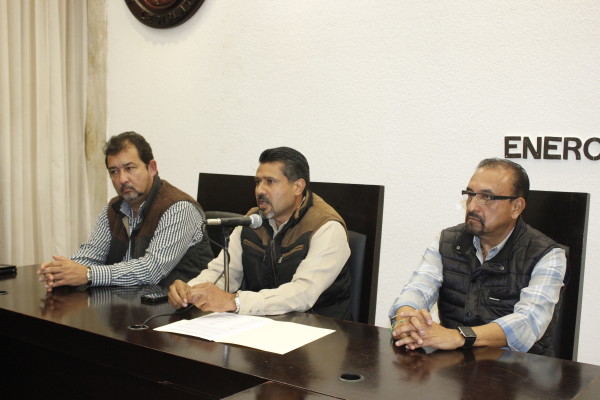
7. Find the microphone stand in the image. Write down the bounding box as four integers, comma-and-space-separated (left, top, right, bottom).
220, 226, 235, 369
222, 226, 234, 293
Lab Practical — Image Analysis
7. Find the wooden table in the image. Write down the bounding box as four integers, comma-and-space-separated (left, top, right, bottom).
2, 265, 599, 399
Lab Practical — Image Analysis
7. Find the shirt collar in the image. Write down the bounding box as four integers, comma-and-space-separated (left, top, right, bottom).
269, 218, 288, 237
266, 195, 306, 237
473, 227, 515, 263
119, 200, 146, 220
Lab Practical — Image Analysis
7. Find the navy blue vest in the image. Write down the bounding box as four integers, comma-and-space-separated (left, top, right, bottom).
438, 218, 562, 355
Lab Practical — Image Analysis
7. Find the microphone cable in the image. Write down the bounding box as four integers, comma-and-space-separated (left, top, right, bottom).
131, 303, 195, 330
128, 263, 227, 330
129, 224, 233, 330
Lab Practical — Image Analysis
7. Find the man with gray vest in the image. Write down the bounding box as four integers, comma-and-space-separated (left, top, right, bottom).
37, 131, 214, 291
390, 158, 566, 356
168, 147, 352, 319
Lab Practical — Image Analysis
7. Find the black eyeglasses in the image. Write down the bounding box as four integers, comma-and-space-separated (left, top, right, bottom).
461, 190, 518, 206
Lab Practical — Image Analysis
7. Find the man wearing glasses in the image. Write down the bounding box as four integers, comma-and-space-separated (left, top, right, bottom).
390, 158, 566, 356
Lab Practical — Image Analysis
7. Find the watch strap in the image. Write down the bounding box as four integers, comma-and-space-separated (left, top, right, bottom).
462, 335, 476, 349
458, 326, 477, 349
86, 267, 93, 286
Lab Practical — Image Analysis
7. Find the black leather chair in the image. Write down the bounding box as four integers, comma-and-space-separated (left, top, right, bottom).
521, 190, 590, 360
347, 230, 367, 322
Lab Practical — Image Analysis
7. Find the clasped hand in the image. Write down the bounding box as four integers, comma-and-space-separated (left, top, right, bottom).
392, 308, 462, 351
168, 279, 236, 312
391, 308, 432, 350
36, 255, 88, 293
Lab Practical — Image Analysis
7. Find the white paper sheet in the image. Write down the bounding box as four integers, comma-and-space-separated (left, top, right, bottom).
154, 312, 334, 354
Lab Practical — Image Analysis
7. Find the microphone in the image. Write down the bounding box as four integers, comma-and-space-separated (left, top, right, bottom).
206, 214, 262, 229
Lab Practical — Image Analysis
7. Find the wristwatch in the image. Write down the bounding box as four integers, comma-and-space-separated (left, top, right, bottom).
86, 267, 93, 286
234, 291, 240, 313
458, 326, 477, 349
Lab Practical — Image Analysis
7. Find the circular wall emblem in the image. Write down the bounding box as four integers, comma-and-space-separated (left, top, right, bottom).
125, 0, 205, 29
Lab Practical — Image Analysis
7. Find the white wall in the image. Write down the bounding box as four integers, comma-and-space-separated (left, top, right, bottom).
106, 1, 600, 364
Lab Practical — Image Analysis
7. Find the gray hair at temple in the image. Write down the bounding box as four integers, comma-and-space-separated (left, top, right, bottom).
477, 158, 530, 201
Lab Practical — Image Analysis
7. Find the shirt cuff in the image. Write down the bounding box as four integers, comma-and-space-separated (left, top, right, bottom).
493, 316, 534, 352
388, 298, 423, 321
90, 265, 112, 286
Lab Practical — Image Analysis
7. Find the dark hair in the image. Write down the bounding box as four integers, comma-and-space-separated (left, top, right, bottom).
103, 131, 154, 167
259, 147, 310, 188
477, 158, 530, 200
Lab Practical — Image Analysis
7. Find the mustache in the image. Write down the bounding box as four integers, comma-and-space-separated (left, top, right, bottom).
466, 212, 483, 223
120, 184, 135, 191
257, 194, 271, 204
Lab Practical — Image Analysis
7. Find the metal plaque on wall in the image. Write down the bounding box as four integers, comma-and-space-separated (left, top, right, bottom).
125, 0, 205, 29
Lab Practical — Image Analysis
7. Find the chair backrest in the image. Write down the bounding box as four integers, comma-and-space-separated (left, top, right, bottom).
197, 172, 385, 324
521, 190, 590, 360
347, 230, 367, 322
204, 210, 245, 257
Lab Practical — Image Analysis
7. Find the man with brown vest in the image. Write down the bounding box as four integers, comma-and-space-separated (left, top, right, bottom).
168, 147, 352, 319
37, 132, 214, 291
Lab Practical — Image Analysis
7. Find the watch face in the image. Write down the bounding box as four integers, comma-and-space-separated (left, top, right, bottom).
459, 326, 476, 338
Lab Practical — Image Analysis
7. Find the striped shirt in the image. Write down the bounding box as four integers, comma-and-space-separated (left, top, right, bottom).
71, 200, 204, 286
389, 230, 566, 352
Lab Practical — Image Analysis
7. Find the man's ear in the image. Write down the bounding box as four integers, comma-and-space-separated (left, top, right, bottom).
294, 178, 306, 196
148, 159, 158, 176
511, 198, 526, 219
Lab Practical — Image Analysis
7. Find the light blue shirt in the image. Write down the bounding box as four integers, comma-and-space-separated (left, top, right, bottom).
389, 229, 567, 352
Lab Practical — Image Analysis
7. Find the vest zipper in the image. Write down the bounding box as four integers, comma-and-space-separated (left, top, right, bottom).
270, 238, 279, 287
278, 245, 305, 263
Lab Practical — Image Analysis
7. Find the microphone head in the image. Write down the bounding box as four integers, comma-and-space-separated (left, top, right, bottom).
249, 214, 262, 229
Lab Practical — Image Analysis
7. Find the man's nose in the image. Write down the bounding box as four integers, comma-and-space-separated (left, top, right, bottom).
118, 171, 129, 184
256, 182, 266, 195
466, 196, 481, 212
